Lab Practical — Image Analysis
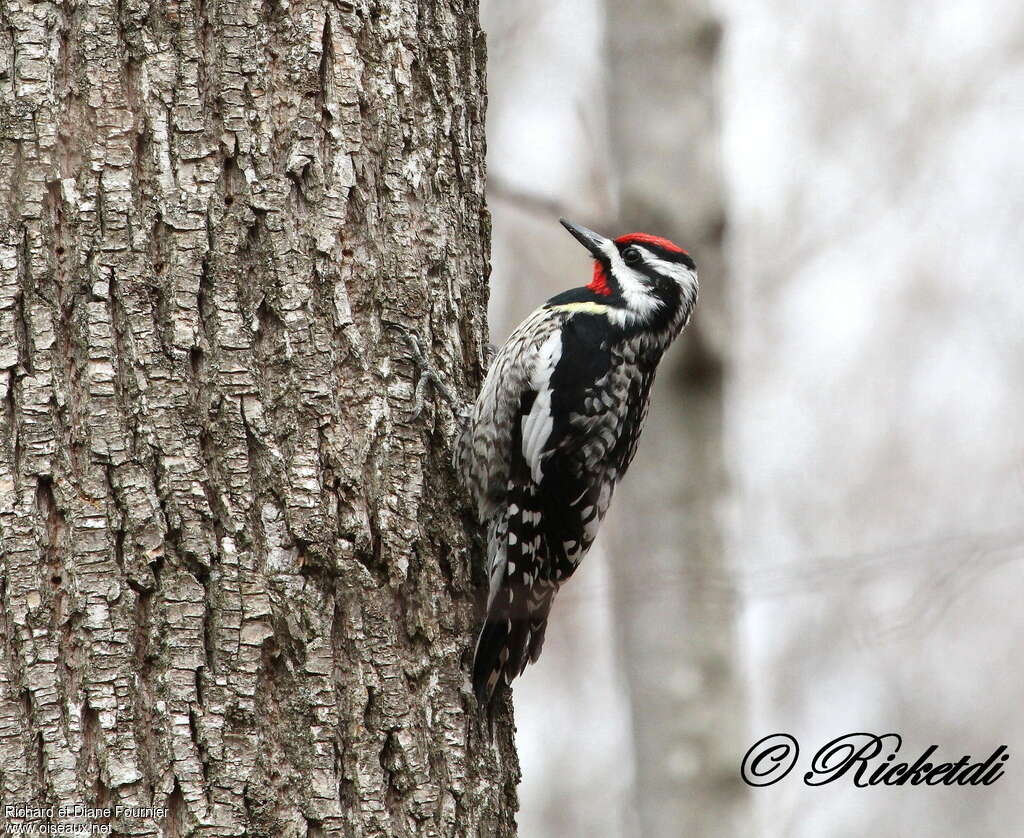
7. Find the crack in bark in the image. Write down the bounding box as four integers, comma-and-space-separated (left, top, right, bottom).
14, 227, 33, 375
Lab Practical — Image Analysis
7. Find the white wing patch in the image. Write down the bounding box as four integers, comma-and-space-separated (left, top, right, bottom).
455, 306, 565, 519
521, 329, 562, 484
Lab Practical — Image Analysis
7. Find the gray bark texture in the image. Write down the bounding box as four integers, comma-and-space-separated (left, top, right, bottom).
0, 0, 519, 836
604, 2, 748, 836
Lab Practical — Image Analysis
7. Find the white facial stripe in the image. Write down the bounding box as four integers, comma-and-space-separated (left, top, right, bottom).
642, 251, 699, 300
598, 240, 663, 321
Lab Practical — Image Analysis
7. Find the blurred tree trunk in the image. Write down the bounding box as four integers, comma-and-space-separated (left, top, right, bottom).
0, 1, 516, 836
603, 2, 748, 836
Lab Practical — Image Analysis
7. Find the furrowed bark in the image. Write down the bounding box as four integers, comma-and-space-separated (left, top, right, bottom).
0, 0, 517, 835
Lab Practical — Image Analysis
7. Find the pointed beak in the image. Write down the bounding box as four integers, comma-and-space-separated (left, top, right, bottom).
560, 218, 610, 259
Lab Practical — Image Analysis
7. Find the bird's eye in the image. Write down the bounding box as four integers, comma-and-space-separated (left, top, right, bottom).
622, 246, 642, 265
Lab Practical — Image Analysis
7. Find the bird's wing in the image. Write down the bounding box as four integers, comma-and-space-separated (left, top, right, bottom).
455, 306, 565, 519
471, 312, 633, 701
524, 311, 625, 567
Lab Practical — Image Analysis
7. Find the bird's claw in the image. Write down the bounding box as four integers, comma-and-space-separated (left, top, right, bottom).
387, 323, 460, 421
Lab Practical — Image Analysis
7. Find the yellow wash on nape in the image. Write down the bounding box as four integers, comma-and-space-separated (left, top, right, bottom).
548, 302, 610, 315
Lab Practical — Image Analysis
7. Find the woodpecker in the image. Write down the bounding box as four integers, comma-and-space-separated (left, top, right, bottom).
455, 218, 698, 703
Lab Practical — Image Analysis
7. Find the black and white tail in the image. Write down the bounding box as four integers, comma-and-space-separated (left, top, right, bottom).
471, 580, 557, 703
471, 482, 558, 703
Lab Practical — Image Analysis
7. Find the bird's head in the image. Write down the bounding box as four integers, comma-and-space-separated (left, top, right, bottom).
559, 218, 698, 331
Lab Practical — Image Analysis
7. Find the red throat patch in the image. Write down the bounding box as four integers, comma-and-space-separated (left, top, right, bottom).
588, 261, 613, 296
615, 232, 688, 254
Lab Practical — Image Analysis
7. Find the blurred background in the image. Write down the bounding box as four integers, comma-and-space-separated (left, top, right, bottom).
479, 1, 1024, 836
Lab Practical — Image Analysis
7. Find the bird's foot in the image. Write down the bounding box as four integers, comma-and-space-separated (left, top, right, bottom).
389, 324, 462, 422
483, 342, 498, 371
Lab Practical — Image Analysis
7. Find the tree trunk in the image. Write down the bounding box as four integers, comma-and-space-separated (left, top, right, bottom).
0, 1, 517, 836
603, 2, 748, 836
